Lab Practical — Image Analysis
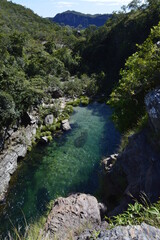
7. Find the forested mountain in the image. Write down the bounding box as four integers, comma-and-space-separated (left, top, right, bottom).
76, 0, 160, 92
49, 11, 112, 28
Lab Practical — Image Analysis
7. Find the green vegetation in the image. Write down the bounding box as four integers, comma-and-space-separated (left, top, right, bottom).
0, 0, 100, 148
108, 21, 160, 131
76, 0, 160, 94
107, 199, 160, 229
9, 201, 55, 240
119, 113, 148, 152
80, 96, 90, 106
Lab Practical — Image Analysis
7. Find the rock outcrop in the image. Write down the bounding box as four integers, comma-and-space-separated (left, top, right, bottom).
78, 223, 160, 240
0, 120, 38, 203
101, 88, 160, 215
44, 194, 102, 240
44, 194, 160, 240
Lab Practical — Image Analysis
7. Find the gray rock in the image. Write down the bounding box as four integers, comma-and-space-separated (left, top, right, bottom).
78, 223, 160, 240
0, 123, 38, 202
62, 119, 71, 131
44, 194, 101, 239
41, 136, 48, 143
44, 114, 54, 126
102, 154, 118, 173
145, 88, 160, 133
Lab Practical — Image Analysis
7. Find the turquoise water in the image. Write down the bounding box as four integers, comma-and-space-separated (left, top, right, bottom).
0, 103, 120, 237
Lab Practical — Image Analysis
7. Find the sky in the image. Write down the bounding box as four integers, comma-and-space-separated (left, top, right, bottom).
10, 0, 132, 18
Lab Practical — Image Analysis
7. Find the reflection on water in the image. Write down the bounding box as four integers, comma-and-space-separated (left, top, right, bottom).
0, 102, 120, 237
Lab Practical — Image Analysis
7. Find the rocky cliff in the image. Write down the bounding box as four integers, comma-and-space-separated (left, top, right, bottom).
0, 112, 38, 203
101, 88, 160, 215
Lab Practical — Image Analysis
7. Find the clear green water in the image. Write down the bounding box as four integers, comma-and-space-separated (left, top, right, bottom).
0, 103, 120, 237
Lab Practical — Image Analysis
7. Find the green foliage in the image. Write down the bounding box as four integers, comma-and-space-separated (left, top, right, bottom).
119, 113, 148, 152
0, 91, 16, 128
67, 99, 81, 106
64, 105, 74, 114
76, 0, 160, 93
108, 22, 160, 131
107, 199, 160, 229
80, 96, 90, 106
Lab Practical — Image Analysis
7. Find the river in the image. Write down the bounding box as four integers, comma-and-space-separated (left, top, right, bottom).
0, 102, 120, 238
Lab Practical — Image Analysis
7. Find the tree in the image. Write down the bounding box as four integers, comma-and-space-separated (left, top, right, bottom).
0, 91, 16, 127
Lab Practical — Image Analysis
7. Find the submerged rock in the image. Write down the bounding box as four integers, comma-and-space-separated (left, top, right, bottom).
74, 130, 88, 148
44, 193, 101, 239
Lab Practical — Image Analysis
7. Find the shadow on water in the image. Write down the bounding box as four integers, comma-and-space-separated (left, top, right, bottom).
0, 102, 120, 238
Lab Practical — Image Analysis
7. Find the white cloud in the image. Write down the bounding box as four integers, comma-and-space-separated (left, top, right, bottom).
81, 0, 130, 4
49, 0, 77, 7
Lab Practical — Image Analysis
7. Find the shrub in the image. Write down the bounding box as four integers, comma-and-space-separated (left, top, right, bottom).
107, 198, 160, 229
80, 96, 89, 106
67, 99, 80, 106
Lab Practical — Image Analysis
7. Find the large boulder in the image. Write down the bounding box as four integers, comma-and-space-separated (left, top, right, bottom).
145, 88, 160, 133
44, 194, 101, 239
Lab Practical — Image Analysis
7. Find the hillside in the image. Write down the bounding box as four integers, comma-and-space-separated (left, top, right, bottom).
76, 0, 160, 93
49, 10, 112, 28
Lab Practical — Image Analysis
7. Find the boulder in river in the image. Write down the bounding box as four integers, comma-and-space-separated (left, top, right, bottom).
62, 119, 71, 131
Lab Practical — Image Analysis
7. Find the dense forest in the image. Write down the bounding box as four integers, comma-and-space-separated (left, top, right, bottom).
0, 0, 99, 147
1, 0, 160, 139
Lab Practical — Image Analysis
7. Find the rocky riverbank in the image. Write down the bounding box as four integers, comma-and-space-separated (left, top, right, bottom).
0, 97, 72, 203
0, 115, 38, 203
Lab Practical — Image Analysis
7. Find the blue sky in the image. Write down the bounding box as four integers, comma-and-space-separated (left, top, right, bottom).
11, 0, 132, 17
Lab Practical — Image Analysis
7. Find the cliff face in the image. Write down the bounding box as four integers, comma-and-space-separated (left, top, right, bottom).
49, 11, 112, 28
102, 88, 160, 216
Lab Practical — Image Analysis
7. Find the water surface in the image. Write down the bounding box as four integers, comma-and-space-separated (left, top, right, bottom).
0, 103, 120, 237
